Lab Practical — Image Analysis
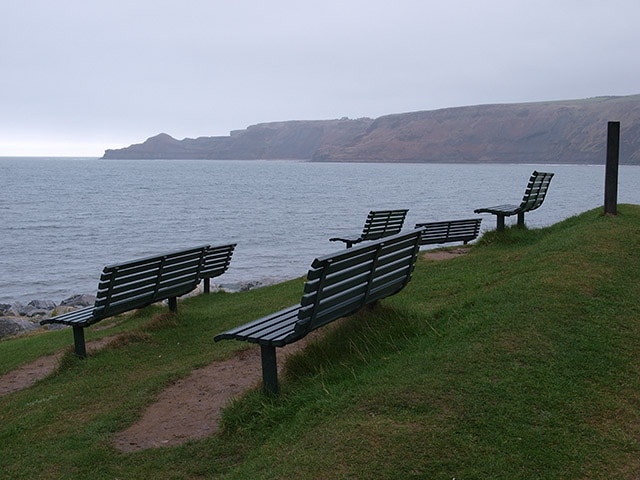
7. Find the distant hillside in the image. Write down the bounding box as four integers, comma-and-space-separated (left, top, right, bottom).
102, 95, 640, 164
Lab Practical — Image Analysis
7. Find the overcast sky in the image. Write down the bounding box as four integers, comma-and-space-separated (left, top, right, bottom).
1, 0, 638, 156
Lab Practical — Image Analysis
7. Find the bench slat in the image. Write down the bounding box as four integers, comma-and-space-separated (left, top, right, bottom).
201, 244, 237, 278
304, 283, 368, 318
297, 292, 367, 334
96, 249, 205, 291
40, 305, 95, 327
300, 254, 414, 332
97, 265, 200, 300
215, 305, 301, 346
361, 209, 409, 240
102, 247, 205, 276
301, 235, 418, 312
93, 248, 206, 319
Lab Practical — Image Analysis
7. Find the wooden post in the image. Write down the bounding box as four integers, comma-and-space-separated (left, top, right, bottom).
604, 121, 620, 215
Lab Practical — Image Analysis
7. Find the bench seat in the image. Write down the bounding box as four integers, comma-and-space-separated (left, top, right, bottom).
42, 243, 235, 357
474, 171, 554, 231
215, 228, 423, 394
214, 305, 301, 347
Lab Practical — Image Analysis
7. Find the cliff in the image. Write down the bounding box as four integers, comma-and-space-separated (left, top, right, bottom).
102, 95, 640, 164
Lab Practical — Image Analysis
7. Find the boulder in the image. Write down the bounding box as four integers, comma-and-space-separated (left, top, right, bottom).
60, 294, 95, 307
0, 317, 39, 339
28, 299, 57, 310
10, 302, 53, 318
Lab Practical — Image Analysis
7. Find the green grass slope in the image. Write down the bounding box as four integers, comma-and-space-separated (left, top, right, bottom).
1, 205, 639, 479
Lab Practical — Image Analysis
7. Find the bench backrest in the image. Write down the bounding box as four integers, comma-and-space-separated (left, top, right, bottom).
200, 243, 236, 279
294, 228, 422, 337
92, 245, 207, 321
415, 218, 482, 245
518, 171, 554, 213
360, 209, 409, 241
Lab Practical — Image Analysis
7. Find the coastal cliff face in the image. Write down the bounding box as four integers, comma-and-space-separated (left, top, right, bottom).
102, 95, 640, 164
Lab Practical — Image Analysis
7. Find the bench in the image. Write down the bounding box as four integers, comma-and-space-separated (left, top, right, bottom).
214, 228, 423, 395
414, 218, 482, 246
41, 243, 235, 358
474, 171, 554, 231
201, 243, 237, 293
329, 209, 409, 248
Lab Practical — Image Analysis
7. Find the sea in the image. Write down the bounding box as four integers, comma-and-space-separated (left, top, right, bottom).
1, 157, 639, 305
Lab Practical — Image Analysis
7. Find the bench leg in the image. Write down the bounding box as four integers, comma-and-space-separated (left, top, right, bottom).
72, 326, 87, 358
203, 278, 210, 294
517, 212, 525, 228
496, 215, 506, 232
260, 345, 279, 396
168, 297, 178, 312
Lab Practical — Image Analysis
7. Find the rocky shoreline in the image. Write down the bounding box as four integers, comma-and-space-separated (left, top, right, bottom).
0, 294, 97, 339
0, 280, 266, 341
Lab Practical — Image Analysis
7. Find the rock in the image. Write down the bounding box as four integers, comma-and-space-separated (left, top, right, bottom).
60, 294, 95, 307
12, 299, 58, 318
9, 302, 26, 317
238, 281, 264, 292
220, 281, 265, 292
28, 299, 57, 310
0, 317, 39, 339
0, 294, 94, 327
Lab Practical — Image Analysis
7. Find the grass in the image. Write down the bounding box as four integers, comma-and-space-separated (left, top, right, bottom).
1, 205, 639, 479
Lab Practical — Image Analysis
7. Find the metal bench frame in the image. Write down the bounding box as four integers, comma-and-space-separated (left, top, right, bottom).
41, 243, 235, 357
474, 171, 554, 231
330, 209, 409, 248
215, 229, 423, 395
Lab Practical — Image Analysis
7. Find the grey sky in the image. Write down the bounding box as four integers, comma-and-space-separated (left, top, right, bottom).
1, 0, 638, 156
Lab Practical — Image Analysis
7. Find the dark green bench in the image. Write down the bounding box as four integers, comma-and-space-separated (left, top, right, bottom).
414, 218, 482, 246
201, 243, 237, 293
214, 229, 423, 395
41, 243, 235, 358
329, 209, 409, 248
474, 171, 554, 231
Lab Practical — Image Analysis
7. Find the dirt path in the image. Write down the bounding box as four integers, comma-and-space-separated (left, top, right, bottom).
112, 348, 263, 451
112, 342, 306, 452
1, 336, 306, 452
0, 336, 115, 397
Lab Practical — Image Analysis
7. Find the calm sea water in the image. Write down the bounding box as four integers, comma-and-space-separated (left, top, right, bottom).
1, 158, 638, 304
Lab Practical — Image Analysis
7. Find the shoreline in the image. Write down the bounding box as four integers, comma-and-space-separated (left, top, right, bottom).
0, 280, 270, 341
